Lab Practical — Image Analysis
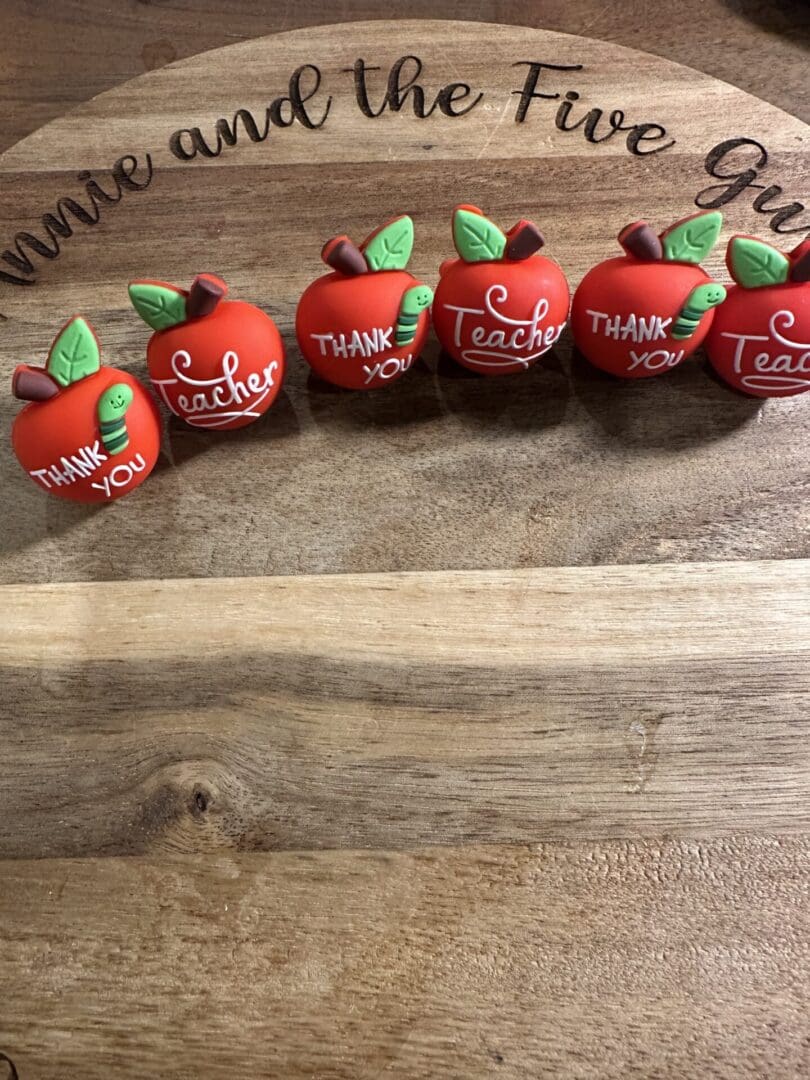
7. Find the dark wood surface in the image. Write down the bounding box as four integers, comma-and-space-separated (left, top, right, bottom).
1, 20, 808, 583
2, 0, 808, 155
3, 561, 809, 860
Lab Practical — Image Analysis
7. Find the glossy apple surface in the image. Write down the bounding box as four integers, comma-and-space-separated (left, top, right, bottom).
296, 270, 430, 390
706, 281, 810, 397
433, 256, 570, 375
571, 258, 715, 378
13, 367, 160, 502
147, 300, 285, 430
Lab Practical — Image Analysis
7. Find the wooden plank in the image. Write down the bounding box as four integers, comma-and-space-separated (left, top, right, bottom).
1, 837, 808, 1079
2, 561, 808, 859
1, 20, 809, 584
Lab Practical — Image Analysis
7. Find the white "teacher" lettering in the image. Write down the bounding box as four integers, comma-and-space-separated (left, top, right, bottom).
443, 284, 565, 369
721, 309, 810, 392
152, 349, 279, 428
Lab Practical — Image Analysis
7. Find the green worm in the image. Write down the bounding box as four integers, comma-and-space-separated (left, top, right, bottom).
395, 285, 434, 347
97, 383, 134, 455
671, 282, 727, 340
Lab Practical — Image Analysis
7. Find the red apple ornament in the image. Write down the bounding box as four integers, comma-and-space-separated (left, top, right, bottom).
11, 316, 161, 502
128, 273, 285, 429
705, 236, 810, 398
432, 205, 570, 375
295, 215, 434, 390
571, 212, 726, 378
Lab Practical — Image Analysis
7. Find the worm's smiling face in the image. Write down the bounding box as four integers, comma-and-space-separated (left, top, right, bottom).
411, 286, 433, 311
699, 284, 727, 309
99, 383, 134, 421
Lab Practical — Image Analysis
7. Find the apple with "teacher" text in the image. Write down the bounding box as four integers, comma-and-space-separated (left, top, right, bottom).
432, 204, 570, 376
128, 273, 285, 430
705, 235, 810, 397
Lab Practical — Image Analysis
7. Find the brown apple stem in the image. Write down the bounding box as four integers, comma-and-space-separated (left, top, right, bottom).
505, 220, 545, 261
322, 236, 368, 276
187, 273, 227, 318
12, 365, 60, 402
618, 221, 663, 261
790, 248, 810, 283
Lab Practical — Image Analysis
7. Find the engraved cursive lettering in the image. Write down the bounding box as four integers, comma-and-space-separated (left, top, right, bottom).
696, 138, 810, 234
512, 61, 674, 155
168, 64, 331, 160
0, 154, 153, 289
346, 55, 483, 118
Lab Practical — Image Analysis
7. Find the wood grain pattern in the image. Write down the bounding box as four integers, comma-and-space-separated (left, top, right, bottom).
0, 20, 808, 583
2, 837, 809, 1079
2, 560, 808, 859
2, 14, 809, 1078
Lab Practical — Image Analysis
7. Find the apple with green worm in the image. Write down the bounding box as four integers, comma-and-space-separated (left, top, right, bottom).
571, 211, 727, 378
11, 316, 161, 502
296, 215, 434, 390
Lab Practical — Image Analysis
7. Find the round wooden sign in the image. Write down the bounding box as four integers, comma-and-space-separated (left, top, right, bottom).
0, 19, 808, 582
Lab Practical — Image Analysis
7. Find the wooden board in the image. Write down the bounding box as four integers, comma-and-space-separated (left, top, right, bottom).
2, 560, 809, 860
2, 1, 808, 155
1, 19, 809, 583
2, 17, 810, 1079
2, 837, 809, 1080
1, 561, 809, 1079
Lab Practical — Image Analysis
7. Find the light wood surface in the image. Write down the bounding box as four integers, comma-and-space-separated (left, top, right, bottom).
1, 561, 810, 1079
2, 837, 809, 1080
2, 11, 809, 1079
2, 561, 809, 859
1, 20, 809, 583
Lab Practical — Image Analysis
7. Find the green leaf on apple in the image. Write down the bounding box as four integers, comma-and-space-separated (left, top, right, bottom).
727, 236, 790, 288
363, 217, 415, 272
453, 208, 507, 263
661, 210, 723, 264
128, 281, 187, 331
46, 316, 101, 387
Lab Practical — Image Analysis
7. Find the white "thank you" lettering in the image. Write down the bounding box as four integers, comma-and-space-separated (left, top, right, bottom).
310, 326, 394, 360
586, 309, 671, 343
30, 441, 108, 489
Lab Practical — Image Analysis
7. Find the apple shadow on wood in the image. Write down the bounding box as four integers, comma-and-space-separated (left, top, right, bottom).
567, 344, 762, 449
303, 340, 570, 436
0, 455, 106, 560
164, 386, 300, 471
304, 354, 446, 433
0, 386, 301, 560
432, 344, 570, 434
